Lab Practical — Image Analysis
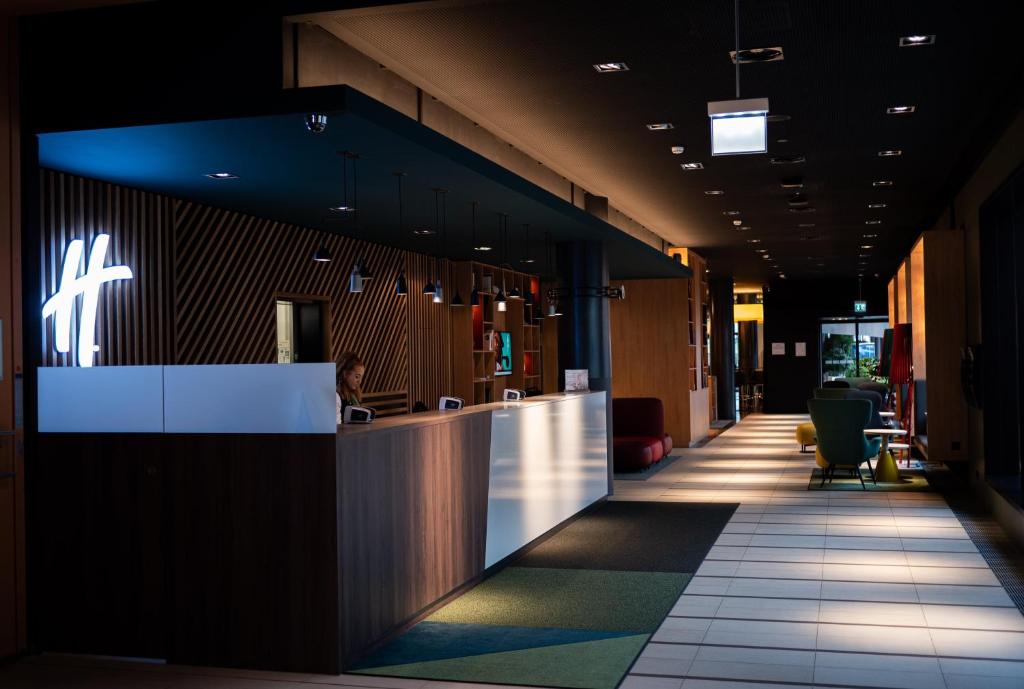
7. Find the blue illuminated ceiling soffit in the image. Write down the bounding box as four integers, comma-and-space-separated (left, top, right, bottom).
38, 87, 692, 280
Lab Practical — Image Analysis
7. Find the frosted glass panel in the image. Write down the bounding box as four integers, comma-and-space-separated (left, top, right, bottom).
163, 363, 336, 434
38, 366, 164, 432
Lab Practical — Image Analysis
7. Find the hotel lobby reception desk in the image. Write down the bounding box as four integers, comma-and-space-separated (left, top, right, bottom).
32, 367, 608, 673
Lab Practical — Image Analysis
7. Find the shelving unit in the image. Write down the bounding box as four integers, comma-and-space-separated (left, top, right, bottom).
453, 261, 546, 406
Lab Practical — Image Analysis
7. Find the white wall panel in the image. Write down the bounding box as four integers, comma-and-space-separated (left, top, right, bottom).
484, 391, 608, 567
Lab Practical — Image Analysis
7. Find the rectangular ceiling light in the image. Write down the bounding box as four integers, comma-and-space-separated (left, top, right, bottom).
708, 97, 769, 156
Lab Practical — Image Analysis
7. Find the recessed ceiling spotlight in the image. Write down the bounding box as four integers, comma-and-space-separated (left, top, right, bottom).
797, 223, 816, 228
789, 207, 816, 213
878, 149, 903, 157
780, 176, 804, 188
873, 180, 894, 187
770, 154, 805, 164
329, 205, 355, 212
899, 34, 936, 47
886, 105, 916, 115
413, 228, 436, 236
787, 193, 809, 207
865, 220, 882, 225
670, 145, 686, 154
732, 220, 743, 226
730, 46, 784, 63
593, 62, 629, 72
205, 172, 238, 179
868, 202, 887, 208
723, 210, 741, 216
859, 253, 871, 258
776, 138, 789, 143
704, 190, 724, 195
737, 225, 751, 230
681, 162, 704, 170
647, 122, 674, 130
860, 244, 874, 249
474, 245, 493, 251
755, 248, 768, 253
779, 273, 787, 279
762, 254, 772, 259
746, 238, 762, 243
863, 234, 878, 239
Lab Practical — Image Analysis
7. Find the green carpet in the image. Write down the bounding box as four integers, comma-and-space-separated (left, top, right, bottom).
352, 502, 736, 689
360, 634, 651, 689
428, 567, 691, 633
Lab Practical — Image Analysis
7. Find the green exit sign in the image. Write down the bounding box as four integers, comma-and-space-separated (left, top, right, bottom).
853, 300, 867, 314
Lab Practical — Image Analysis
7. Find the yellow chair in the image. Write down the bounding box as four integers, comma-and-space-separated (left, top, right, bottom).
795, 422, 816, 452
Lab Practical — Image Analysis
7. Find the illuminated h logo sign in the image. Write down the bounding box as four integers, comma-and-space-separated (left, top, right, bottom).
42, 234, 133, 367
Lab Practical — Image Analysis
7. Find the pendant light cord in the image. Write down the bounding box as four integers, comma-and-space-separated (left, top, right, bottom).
735, 0, 741, 98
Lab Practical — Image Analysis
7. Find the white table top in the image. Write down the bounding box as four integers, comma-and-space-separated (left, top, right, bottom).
865, 428, 908, 435
879, 411, 896, 417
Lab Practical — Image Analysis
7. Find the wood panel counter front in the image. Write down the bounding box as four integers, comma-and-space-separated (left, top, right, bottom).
335, 392, 609, 664
33, 393, 608, 674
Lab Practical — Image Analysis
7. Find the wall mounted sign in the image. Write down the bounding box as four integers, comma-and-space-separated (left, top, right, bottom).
41, 234, 133, 367
853, 300, 868, 314
771, 342, 786, 356
795, 342, 807, 357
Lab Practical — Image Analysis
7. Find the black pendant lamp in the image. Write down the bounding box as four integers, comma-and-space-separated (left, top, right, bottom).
424, 188, 441, 297
312, 244, 332, 262
396, 269, 408, 295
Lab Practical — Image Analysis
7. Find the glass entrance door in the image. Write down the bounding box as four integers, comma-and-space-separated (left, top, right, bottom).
820, 318, 888, 383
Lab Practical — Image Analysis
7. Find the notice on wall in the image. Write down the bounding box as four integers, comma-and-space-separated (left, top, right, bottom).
795, 342, 807, 357
771, 342, 786, 356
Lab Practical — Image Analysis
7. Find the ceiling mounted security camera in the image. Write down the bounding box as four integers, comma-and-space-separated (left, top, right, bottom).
305, 113, 327, 134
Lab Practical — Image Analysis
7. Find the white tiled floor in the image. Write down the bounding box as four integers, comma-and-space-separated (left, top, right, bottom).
3, 413, 1023, 689
616, 413, 1024, 689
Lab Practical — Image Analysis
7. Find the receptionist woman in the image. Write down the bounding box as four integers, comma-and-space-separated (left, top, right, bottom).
336, 352, 365, 424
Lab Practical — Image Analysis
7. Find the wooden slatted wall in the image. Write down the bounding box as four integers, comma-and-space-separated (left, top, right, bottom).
39, 171, 460, 401
172, 200, 408, 394
406, 252, 457, 407
39, 171, 173, 367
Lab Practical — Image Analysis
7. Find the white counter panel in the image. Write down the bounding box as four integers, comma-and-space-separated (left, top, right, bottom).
484, 391, 609, 567
163, 363, 336, 434
38, 365, 165, 433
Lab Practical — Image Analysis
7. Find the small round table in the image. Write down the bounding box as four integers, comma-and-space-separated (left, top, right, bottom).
865, 428, 908, 482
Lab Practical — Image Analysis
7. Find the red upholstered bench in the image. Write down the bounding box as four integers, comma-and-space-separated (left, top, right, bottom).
613, 397, 673, 472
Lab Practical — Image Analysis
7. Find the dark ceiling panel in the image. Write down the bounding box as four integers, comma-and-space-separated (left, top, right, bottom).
308, 0, 1023, 282
38, 92, 692, 281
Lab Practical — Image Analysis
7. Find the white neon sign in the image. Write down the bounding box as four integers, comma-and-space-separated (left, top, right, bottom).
42, 234, 133, 367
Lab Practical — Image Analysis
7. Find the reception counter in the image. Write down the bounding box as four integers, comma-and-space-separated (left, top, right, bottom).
336, 392, 608, 664
33, 366, 609, 673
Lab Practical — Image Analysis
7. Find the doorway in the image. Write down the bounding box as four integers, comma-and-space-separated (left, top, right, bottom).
276, 297, 330, 364
820, 317, 888, 383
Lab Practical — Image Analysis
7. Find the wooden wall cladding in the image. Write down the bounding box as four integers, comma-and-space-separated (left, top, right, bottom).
172, 199, 408, 393
406, 252, 457, 406
39, 171, 464, 399
609, 278, 693, 445
39, 171, 174, 366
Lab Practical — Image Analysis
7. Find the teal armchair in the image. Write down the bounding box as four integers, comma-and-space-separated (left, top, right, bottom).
807, 398, 882, 489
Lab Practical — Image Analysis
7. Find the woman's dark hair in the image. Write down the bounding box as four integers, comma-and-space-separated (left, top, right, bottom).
337, 352, 365, 401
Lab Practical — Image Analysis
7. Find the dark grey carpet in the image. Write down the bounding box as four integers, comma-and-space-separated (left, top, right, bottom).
516, 501, 737, 573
